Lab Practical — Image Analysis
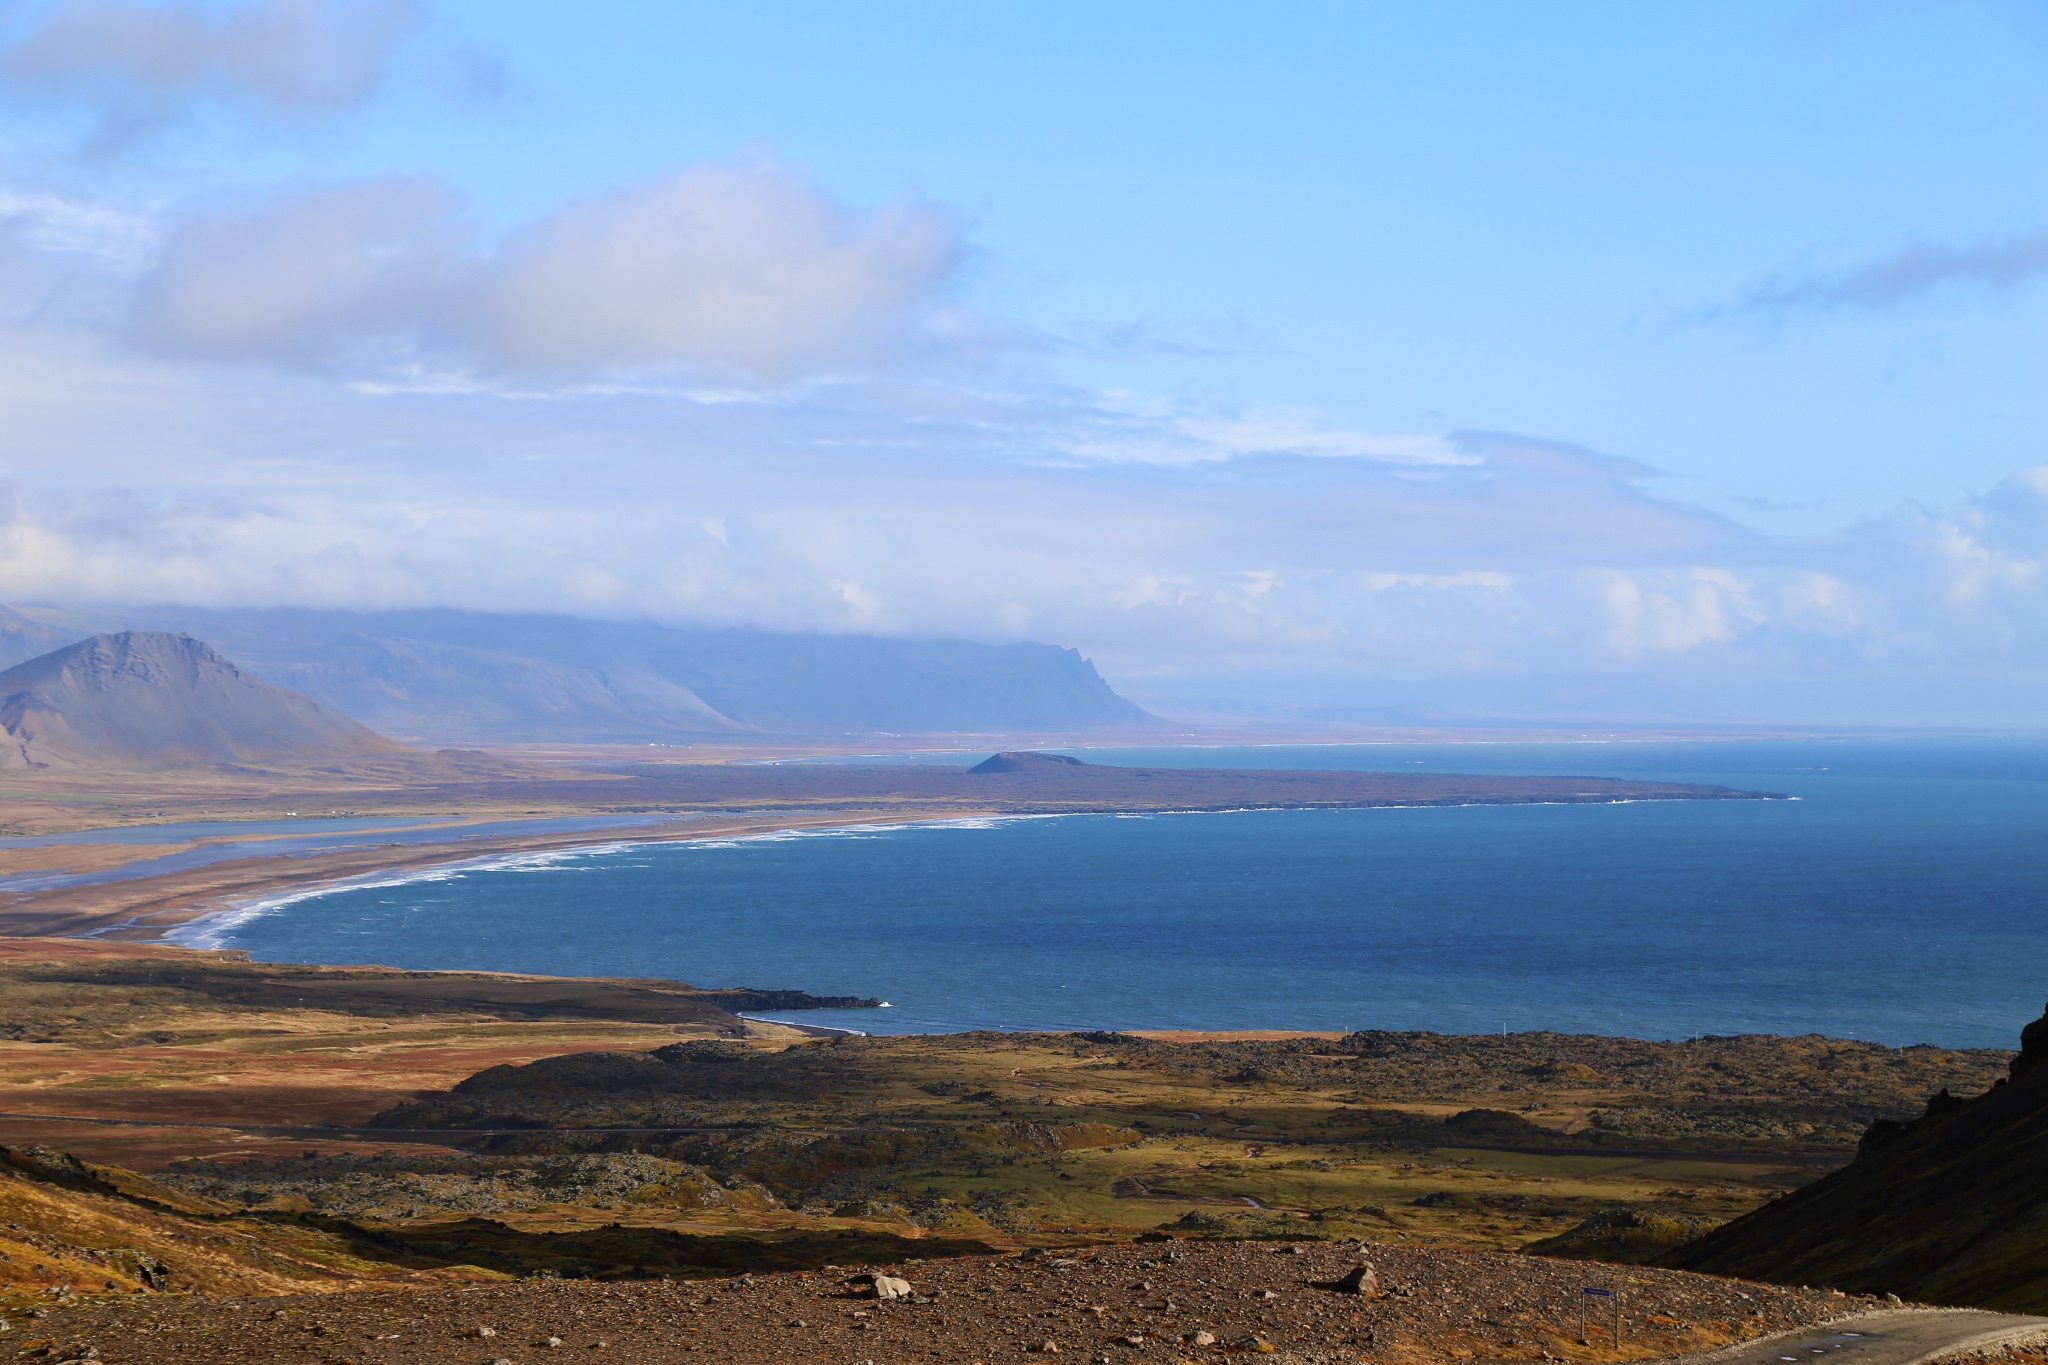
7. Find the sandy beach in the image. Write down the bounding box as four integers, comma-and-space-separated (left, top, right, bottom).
0, 804, 996, 941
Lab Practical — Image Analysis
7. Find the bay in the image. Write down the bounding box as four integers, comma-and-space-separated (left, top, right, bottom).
183, 738, 2048, 1048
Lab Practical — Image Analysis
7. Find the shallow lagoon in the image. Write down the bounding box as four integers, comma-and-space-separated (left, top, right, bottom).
185, 738, 2048, 1048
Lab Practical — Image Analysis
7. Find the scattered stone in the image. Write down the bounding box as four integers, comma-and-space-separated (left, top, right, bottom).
1332, 1264, 1380, 1295
1191, 1330, 1218, 1346
850, 1273, 914, 1300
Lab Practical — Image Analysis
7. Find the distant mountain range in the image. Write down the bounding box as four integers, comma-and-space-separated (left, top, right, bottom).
0, 605, 1152, 742
0, 631, 406, 770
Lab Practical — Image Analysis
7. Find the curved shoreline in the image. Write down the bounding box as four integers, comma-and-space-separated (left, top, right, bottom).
0, 806, 997, 941
0, 786, 1788, 945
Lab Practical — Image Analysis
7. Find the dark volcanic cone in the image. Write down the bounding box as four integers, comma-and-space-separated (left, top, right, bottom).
968, 750, 1090, 773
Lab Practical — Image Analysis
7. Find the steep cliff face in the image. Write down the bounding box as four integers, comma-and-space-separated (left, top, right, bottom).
1660, 1004, 2048, 1311
0, 631, 408, 769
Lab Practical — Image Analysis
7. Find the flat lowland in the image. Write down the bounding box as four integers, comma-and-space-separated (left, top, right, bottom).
0, 938, 827, 1175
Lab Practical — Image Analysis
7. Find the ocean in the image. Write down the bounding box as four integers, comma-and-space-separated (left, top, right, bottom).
177, 738, 2048, 1049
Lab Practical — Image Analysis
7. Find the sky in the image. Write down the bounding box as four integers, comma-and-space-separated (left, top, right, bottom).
0, 0, 2044, 724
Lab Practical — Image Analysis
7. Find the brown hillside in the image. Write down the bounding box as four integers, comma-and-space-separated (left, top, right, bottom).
0, 631, 406, 770
1661, 1000, 2048, 1311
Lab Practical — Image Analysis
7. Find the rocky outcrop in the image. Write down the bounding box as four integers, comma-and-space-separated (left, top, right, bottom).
1660, 1000, 2048, 1310
1528, 1207, 1711, 1263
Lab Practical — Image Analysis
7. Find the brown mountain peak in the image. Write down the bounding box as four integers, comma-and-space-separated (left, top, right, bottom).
0, 630, 408, 770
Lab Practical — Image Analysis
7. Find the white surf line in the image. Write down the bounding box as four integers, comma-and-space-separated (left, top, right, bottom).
148, 811, 1006, 945
160, 841, 648, 949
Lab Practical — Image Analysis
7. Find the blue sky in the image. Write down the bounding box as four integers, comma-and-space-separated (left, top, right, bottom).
0, 1, 2045, 722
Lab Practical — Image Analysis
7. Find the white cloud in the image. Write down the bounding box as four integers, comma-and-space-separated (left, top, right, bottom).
131, 176, 460, 360
123, 155, 967, 380
1596, 568, 1760, 657
470, 158, 961, 378
1931, 523, 2039, 605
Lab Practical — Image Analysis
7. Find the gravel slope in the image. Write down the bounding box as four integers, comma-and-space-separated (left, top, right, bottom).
23, 1238, 1882, 1365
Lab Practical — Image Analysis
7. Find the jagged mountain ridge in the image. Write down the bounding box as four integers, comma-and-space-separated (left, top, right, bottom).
1660, 1001, 2048, 1311
0, 606, 1154, 742
0, 631, 408, 770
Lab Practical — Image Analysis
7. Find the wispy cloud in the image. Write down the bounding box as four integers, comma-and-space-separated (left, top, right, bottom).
1721, 226, 2048, 316
1175, 415, 1474, 465
0, 189, 161, 269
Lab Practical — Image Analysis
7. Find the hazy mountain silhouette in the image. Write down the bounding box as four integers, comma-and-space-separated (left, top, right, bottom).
0, 607, 1154, 742
0, 631, 408, 770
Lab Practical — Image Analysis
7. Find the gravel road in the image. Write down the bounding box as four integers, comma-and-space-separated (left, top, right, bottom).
1676, 1309, 2048, 1365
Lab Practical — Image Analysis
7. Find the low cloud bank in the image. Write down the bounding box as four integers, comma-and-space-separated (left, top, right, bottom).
0, 334, 2041, 725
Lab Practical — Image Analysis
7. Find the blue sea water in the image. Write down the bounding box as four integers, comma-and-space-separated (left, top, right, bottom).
180, 739, 2048, 1049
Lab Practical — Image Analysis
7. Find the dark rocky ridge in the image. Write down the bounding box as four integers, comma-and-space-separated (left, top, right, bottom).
0, 631, 406, 770
1660, 999, 2048, 1311
5, 954, 873, 1039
